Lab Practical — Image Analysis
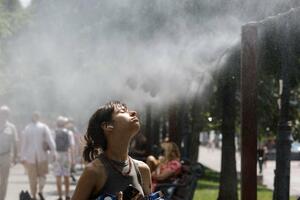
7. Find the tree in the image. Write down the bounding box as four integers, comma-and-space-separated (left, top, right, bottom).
217, 48, 239, 200
0, 0, 27, 103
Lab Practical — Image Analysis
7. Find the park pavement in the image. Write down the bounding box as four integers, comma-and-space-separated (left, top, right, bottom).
198, 145, 300, 197
5, 164, 81, 200
4, 146, 300, 199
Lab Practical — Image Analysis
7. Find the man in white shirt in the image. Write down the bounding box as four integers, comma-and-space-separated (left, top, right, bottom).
0, 105, 18, 200
21, 112, 56, 200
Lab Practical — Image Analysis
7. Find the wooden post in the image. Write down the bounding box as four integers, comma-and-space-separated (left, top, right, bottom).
241, 23, 258, 200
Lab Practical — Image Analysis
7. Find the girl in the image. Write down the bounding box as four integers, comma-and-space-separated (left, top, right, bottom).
72, 101, 151, 200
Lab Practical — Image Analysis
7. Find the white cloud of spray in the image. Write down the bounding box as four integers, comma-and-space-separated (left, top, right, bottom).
4, 0, 299, 124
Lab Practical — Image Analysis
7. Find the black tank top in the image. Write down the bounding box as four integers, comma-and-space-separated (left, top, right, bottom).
91, 153, 144, 199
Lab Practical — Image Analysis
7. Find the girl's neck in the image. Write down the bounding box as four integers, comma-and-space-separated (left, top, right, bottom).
105, 145, 129, 162
105, 131, 133, 161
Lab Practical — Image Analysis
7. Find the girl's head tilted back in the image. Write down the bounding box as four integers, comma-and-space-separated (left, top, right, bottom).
83, 101, 127, 162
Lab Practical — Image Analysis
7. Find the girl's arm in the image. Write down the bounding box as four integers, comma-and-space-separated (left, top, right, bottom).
137, 161, 152, 195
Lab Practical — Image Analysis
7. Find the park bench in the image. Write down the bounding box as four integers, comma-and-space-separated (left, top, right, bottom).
155, 160, 204, 200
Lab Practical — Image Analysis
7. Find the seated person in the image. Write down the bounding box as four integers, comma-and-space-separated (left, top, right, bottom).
150, 141, 181, 192
146, 137, 170, 173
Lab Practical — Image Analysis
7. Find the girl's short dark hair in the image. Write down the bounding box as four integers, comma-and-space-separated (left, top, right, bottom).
82, 101, 127, 162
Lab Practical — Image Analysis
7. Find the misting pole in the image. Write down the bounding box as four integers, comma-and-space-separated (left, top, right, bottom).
241, 23, 258, 200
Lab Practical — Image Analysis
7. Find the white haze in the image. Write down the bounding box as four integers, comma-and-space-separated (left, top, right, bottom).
18, 0, 31, 8
3, 0, 299, 125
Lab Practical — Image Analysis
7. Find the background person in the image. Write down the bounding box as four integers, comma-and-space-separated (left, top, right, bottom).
0, 105, 18, 200
65, 118, 81, 182
20, 112, 56, 200
53, 116, 75, 200
146, 137, 170, 173
150, 141, 181, 192
257, 143, 268, 174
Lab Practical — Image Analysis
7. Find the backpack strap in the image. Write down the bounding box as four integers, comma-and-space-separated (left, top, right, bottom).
132, 159, 144, 189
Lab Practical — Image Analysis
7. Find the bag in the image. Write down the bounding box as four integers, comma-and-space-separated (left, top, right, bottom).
19, 190, 32, 200
42, 132, 51, 152
43, 141, 50, 152
55, 129, 70, 152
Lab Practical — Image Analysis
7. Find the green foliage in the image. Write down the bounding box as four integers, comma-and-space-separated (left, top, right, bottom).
256, 77, 280, 139
290, 86, 300, 141
0, 0, 29, 97
203, 46, 240, 135
193, 166, 297, 200
0, 1, 28, 39
248, 17, 300, 142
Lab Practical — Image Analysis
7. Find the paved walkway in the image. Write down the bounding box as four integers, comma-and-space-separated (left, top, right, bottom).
4, 146, 300, 199
6, 164, 80, 200
198, 145, 300, 197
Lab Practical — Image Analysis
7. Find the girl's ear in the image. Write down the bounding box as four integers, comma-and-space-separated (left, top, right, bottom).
101, 122, 114, 132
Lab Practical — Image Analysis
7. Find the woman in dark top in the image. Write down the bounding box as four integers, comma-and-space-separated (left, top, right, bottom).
71, 101, 151, 200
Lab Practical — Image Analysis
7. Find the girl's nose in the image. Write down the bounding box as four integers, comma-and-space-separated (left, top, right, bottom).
130, 110, 137, 116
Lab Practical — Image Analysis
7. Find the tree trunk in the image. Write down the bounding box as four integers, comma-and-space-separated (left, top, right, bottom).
218, 63, 238, 200
169, 104, 180, 147
178, 102, 190, 159
152, 114, 160, 147
189, 98, 205, 163
273, 15, 293, 200
145, 105, 152, 154
161, 113, 168, 140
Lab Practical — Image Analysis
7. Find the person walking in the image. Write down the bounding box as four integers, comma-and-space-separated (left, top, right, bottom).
20, 112, 56, 200
65, 118, 80, 183
53, 116, 75, 200
257, 144, 267, 174
0, 105, 18, 200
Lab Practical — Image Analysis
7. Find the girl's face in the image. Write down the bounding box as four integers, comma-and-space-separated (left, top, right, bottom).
111, 105, 140, 136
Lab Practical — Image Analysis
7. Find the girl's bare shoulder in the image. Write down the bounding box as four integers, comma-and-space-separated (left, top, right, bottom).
85, 158, 107, 177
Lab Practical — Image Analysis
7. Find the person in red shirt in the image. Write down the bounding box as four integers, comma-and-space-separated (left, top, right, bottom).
151, 141, 181, 191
